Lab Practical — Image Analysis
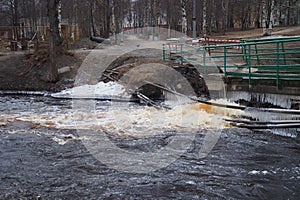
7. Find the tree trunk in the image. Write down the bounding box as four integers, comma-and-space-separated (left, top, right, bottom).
104, 0, 110, 38
268, 0, 275, 35
255, 0, 261, 28
222, 0, 229, 34
181, 0, 188, 35
286, 0, 291, 25
90, 1, 96, 36
111, 0, 118, 44
152, 0, 159, 27
47, 0, 60, 83
262, 0, 268, 36
203, 0, 208, 36
11, 0, 19, 40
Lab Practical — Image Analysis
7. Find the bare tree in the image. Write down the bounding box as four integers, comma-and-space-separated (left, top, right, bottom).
262, 0, 275, 36
203, 0, 208, 36
1, 0, 300, 42
111, 0, 117, 43
254, 0, 262, 28
181, 0, 188, 35
268, 0, 275, 35
89, 0, 97, 36
104, 0, 111, 38
47, 0, 62, 82
221, 0, 229, 34
7, 0, 20, 40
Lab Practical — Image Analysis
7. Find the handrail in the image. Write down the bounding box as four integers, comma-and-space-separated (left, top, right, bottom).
241, 36, 300, 42
163, 36, 300, 87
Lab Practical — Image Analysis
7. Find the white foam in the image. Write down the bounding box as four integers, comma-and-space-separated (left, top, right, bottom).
0, 100, 246, 137
248, 170, 260, 175
51, 81, 130, 99
248, 170, 270, 175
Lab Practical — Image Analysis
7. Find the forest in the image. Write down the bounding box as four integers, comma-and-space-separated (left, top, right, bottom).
0, 0, 299, 40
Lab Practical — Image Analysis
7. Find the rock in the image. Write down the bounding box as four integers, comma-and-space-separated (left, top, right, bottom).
58, 66, 71, 74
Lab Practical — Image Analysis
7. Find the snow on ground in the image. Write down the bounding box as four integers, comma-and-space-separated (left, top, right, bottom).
51, 81, 130, 99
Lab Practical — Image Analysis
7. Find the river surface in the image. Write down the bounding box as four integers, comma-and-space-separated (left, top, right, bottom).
0, 95, 299, 199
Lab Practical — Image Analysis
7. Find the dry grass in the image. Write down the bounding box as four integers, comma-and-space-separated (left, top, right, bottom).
217, 26, 300, 39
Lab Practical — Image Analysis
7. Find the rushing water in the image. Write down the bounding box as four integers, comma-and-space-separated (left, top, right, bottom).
0, 95, 299, 199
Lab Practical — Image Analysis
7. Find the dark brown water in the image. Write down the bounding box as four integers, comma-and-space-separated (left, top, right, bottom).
0, 96, 299, 199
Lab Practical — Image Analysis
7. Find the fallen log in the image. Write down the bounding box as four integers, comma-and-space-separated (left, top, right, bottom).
90, 36, 111, 44
0, 90, 49, 96
232, 123, 300, 130
144, 81, 300, 115
248, 108, 300, 115
136, 92, 170, 110
225, 118, 300, 125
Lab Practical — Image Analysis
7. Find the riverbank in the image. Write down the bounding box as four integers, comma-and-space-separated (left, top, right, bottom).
0, 51, 87, 92
1, 26, 299, 93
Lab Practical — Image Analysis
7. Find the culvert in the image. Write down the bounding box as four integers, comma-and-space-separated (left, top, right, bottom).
100, 49, 210, 102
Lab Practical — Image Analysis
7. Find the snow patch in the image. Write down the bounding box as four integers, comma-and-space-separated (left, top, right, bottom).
51, 81, 130, 99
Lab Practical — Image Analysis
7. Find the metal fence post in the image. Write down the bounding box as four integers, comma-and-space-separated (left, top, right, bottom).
224, 47, 227, 76
180, 43, 184, 65
248, 44, 252, 86
162, 44, 166, 60
203, 47, 207, 75
276, 42, 280, 88
281, 42, 287, 65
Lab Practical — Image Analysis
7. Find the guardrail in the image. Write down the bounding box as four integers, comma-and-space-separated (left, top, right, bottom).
163, 36, 300, 87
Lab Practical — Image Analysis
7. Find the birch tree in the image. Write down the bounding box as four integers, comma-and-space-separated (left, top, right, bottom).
203, 0, 208, 37
262, 0, 275, 36
268, 0, 275, 35
180, 0, 188, 35
111, 0, 119, 44
262, 0, 268, 35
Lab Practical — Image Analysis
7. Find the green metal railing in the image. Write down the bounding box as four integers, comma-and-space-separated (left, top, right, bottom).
163, 36, 300, 87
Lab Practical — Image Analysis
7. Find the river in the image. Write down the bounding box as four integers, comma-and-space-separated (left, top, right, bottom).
0, 95, 299, 199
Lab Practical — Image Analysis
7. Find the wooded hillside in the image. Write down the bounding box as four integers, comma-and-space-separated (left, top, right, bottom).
0, 0, 299, 39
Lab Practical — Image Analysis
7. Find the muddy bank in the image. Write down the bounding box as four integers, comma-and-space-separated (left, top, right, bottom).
101, 49, 210, 99
0, 38, 103, 92
0, 47, 210, 101
0, 52, 84, 92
